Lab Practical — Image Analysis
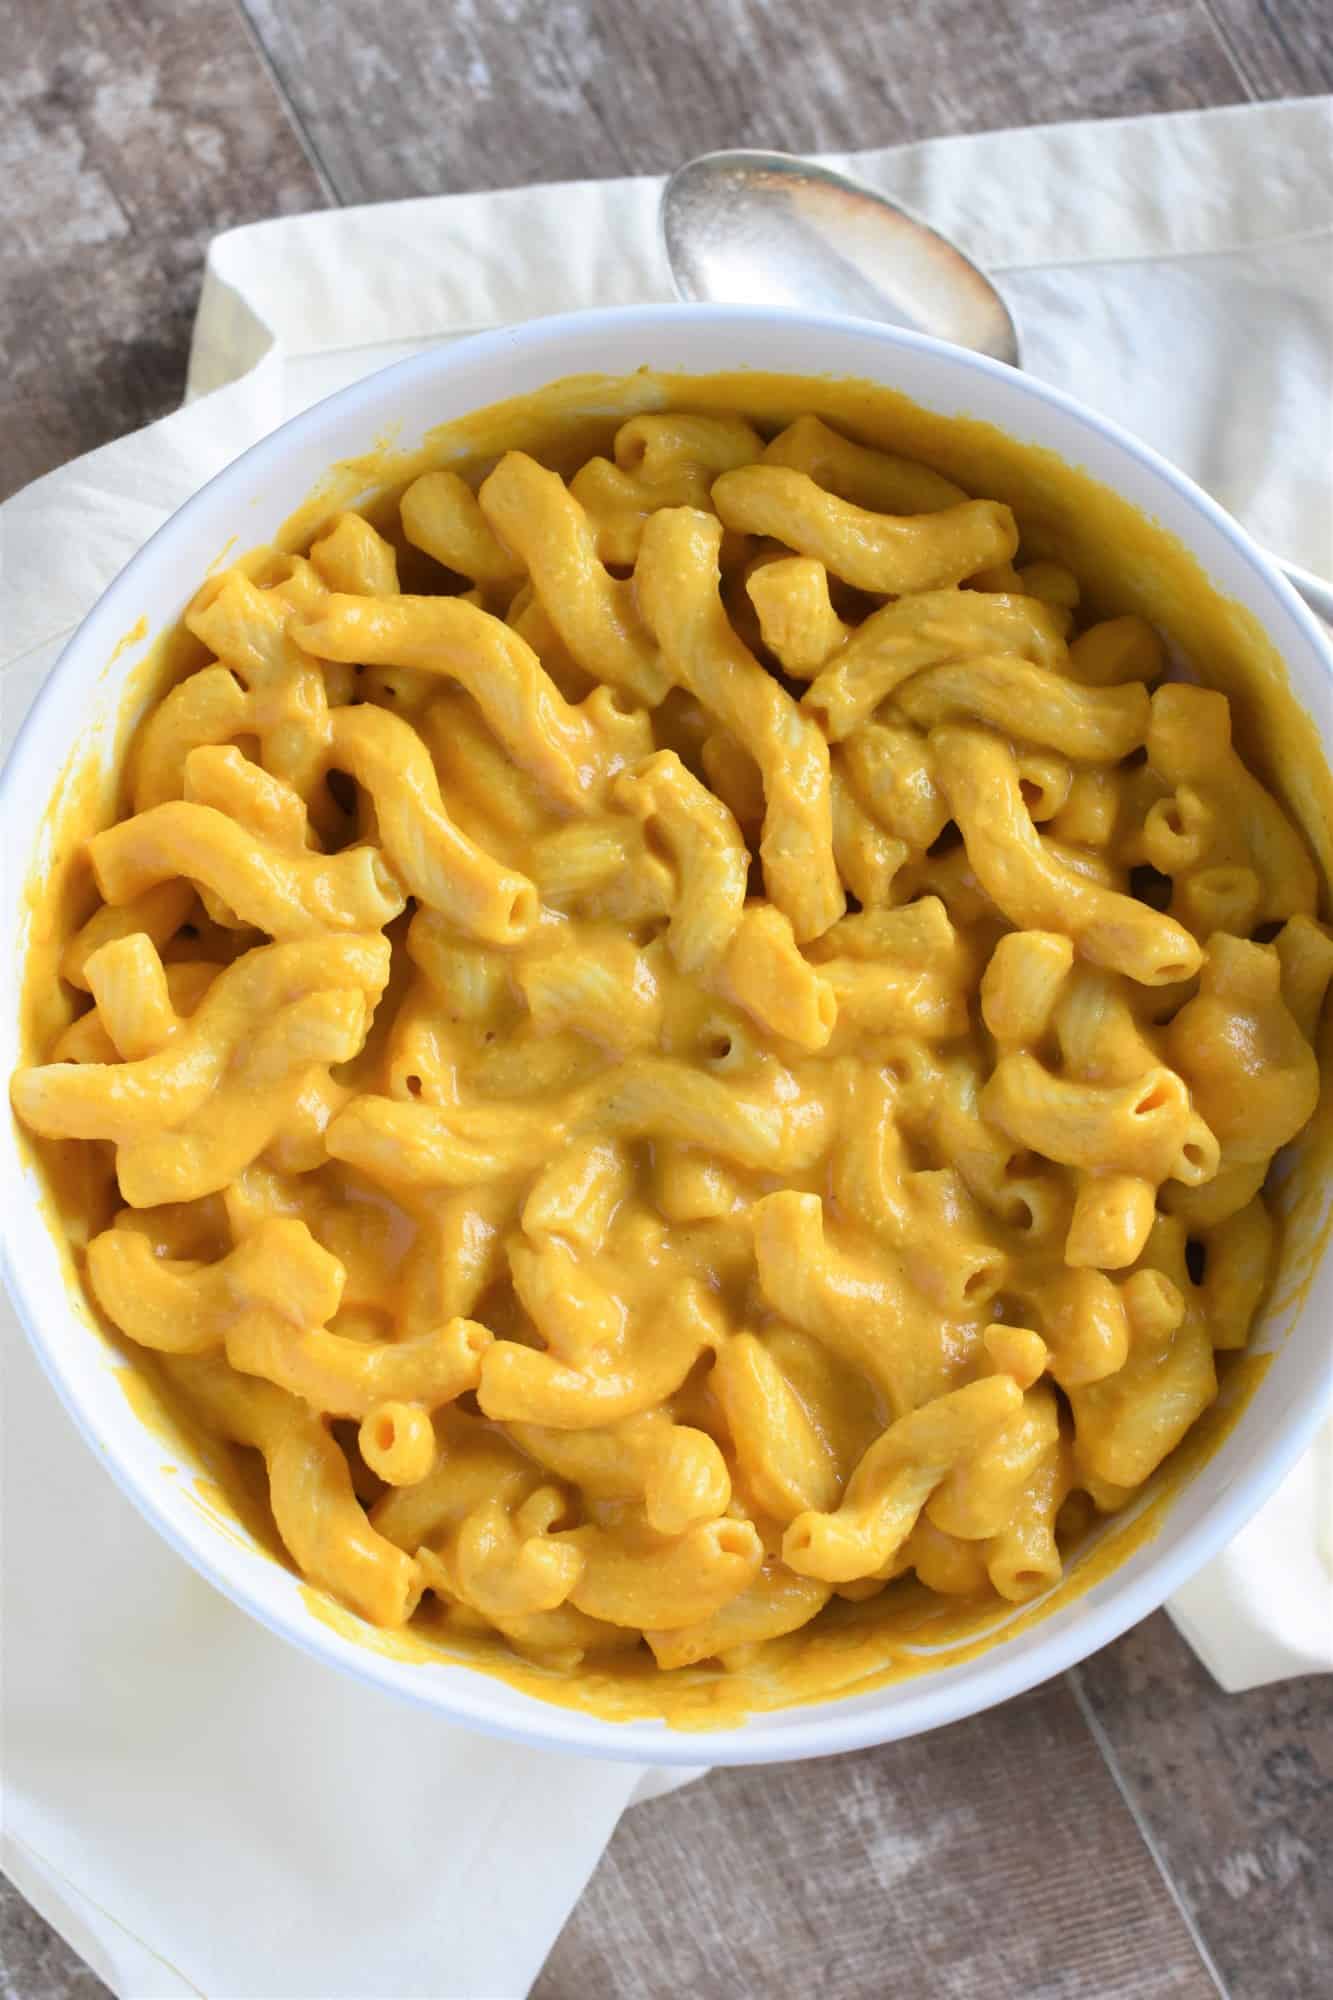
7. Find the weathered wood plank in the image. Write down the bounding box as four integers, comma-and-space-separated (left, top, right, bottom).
0, 0, 329, 498
240, 0, 1250, 205
0, 1877, 110, 2000
536, 1679, 1218, 2000
1074, 1612, 1333, 2000
1204, 0, 1333, 96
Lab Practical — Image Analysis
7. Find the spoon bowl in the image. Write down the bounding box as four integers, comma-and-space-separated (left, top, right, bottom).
662, 149, 1020, 365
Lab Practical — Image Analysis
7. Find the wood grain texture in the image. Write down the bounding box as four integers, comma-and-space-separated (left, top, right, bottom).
0, 0, 328, 497
239, 0, 1250, 204
0, 1877, 110, 2000
536, 1680, 1218, 2000
1074, 1613, 1333, 2000
1203, 0, 1333, 97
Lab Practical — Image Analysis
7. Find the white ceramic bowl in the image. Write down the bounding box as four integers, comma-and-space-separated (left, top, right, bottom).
4, 306, 1331, 1765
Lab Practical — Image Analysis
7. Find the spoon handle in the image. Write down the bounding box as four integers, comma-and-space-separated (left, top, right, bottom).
1272, 554, 1333, 630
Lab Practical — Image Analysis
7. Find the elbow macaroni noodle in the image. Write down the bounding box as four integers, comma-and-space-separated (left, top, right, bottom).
12, 395, 1333, 1698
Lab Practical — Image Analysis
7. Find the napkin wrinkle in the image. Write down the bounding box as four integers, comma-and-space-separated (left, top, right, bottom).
2, 1831, 205, 1999
987, 217, 1333, 276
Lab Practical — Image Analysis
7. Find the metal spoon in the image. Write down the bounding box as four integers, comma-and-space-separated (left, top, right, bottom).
661, 148, 1333, 625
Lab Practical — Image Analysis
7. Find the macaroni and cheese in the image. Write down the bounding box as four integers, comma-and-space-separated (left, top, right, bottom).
12, 395, 1333, 1702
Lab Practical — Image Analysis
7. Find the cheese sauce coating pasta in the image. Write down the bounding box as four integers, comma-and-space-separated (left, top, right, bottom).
13, 404, 1331, 1691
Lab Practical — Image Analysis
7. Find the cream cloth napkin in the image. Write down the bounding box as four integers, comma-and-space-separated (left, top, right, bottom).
3, 95, 1332, 2000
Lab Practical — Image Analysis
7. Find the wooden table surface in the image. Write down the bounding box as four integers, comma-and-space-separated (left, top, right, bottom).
3, 3, 1330, 1996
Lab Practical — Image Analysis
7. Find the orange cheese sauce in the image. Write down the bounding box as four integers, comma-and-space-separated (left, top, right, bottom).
14, 368, 1333, 1730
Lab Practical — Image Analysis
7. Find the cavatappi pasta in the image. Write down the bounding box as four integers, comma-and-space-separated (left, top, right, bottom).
13, 404, 1332, 1688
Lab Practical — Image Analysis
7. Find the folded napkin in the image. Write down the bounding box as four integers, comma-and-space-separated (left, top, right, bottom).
3, 94, 1331, 2000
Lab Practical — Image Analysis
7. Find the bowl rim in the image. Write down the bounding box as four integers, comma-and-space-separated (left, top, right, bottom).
3, 300, 1331, 1765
